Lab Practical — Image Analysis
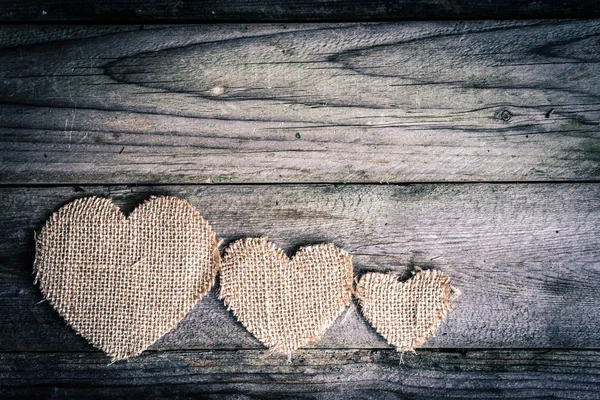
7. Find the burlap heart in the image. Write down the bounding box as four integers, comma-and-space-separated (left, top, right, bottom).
34, 196, 220, 361
356, 269, 452, 351
219, 237, 353, 353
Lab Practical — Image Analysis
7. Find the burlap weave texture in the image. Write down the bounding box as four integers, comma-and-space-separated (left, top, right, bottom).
356, 269, 452, 351
220, 237, 353, 353
34, 196, 220, 361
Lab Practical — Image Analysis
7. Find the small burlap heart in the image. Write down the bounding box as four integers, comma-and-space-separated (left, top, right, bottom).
219, 237, 353, 353
356, 269, 452, 351
34, 196, 220, 361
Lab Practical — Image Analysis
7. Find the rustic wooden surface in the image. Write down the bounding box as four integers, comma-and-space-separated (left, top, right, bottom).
1, 0, 599, 22
1, 21, 599, 184
1, 20, 599, 398
1, 350, 599, 399
1, 184, 599, 351
1, 184, 599, 397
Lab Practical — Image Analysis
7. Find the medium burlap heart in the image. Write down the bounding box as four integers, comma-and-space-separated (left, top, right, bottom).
34, 196, 220, 361
219, 237, 353, 353
356, 269, 452, 351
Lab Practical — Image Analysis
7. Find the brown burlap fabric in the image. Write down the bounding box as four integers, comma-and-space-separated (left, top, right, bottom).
220, 237, 353, 353
356, 269, 452, 352
34, 196, 220, 361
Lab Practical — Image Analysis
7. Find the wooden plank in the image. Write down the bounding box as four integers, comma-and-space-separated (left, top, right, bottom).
1, 0, 600, 22
0, 183, 598, 352
1, 349, 598, 399
1, 21, 599, 184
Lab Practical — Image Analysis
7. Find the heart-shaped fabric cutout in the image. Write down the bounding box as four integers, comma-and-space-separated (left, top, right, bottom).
219, 237, 353, 353
34, 196, 220, 361
356, 269, 452, 351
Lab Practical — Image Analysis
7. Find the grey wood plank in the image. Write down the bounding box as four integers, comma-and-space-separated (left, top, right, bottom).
0, 184, 598, 352
1, 0, 599, 22
1, 349, 598, 399
1, 21, 599, 184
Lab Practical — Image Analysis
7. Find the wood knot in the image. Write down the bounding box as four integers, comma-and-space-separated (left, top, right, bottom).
499, 110, 512, 122
209, 86, 227, 96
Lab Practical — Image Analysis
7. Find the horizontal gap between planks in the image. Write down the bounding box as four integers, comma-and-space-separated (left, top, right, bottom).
0, 180, 599, 189
0, 18, 597, 25
0, 347, 598, 354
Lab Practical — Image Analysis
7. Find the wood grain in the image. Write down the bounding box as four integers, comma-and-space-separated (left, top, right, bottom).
1, 21, 599, 184
1, 184, 598, 352
1, 0, 599, 22
1, 349, 598, 399
2, 21, 598, 396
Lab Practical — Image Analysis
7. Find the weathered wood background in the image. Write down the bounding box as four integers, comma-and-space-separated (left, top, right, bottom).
0, 17, 599, 399
1, 0, 599, 21
1, 21, 600, 184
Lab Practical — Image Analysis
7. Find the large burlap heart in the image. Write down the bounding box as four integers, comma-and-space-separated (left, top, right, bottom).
356, 269, 452, 351
34, 196, 220, 361
219, 237, 353, 353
